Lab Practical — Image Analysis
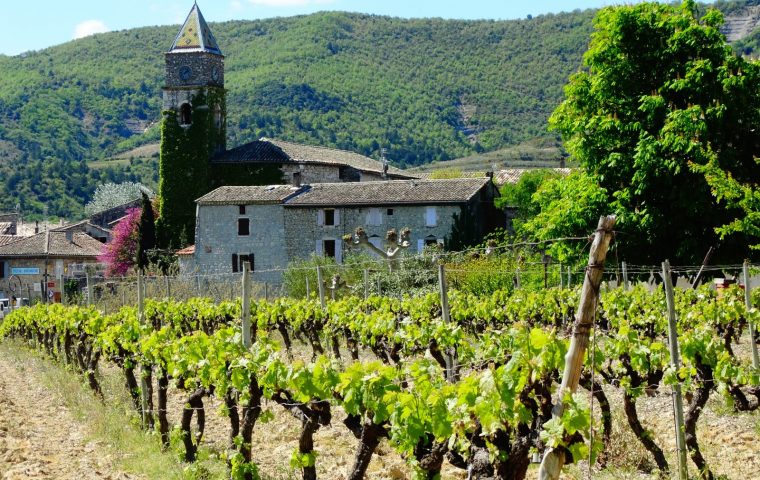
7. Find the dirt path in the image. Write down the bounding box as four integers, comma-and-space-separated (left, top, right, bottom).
0, 351, 135, 480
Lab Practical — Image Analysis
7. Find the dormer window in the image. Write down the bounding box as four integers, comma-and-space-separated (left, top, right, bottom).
180, 103, 192, 125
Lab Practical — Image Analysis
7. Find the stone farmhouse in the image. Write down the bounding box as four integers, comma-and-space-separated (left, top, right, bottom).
187, 177, 503, 283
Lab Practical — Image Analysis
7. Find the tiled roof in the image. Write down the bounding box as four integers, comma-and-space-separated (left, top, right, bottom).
0, 231, 103, 258
197, 185, 305, 205
176, 245, 195, 256
212, 138, 413, 178
169, 3, 222, 55
52, 220, 111, 235
285, 178, 491, 207
0, 235, 19, 247
0, 222, 12, 234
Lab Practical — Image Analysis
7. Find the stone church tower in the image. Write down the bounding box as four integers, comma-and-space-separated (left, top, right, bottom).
157, 2, 227, 247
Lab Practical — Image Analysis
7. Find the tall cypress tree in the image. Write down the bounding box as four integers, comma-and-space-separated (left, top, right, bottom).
136, 192, 156, 272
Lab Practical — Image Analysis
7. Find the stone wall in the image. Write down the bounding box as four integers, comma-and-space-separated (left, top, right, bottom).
165, 52, 224, 89
280, 164, 342, 185
194, 203, 287, 284
283, 204, 462, 264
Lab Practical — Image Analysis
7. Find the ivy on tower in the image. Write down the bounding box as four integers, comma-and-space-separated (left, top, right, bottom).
157, 2, 226, 248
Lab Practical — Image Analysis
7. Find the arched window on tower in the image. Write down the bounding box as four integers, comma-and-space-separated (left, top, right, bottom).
179, 103, 192, 126
214, 107, 222, 129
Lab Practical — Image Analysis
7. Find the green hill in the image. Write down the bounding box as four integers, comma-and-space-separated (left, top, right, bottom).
0, 3, 757, 218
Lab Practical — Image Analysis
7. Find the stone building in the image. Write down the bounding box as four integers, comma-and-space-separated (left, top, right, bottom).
158, 3, 415, 247
0, 231, 103, 301
189, 177, 503, 283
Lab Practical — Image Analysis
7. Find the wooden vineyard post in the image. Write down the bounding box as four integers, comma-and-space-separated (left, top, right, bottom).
165, 275, 171, 299
567, 266, 571, 289
438, 263, 456, 382
559, 263, 564, 289
363, 269, 369, 300
85, 268, 92, 307
59, 275, 65, 305
305, 276, 311, 299
539, 215, 616, 480
662, 260, 689, 480
242, 262, 252, 349
515, 267, 521, 290
622, 261, 629, 291
743, 260, 760, 372
317, 266, 326, 309
137, 271, 150, 429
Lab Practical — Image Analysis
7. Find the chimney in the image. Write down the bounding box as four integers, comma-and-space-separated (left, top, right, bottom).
35, 220, 39, 234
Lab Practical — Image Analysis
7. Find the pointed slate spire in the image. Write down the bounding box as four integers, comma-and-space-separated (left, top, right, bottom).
169, 2, 222, 55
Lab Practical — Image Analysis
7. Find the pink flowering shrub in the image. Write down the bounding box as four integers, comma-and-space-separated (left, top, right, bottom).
99, 207, 141, 277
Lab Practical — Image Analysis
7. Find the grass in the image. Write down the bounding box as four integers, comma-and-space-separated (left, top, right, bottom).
0, 340, 229, 480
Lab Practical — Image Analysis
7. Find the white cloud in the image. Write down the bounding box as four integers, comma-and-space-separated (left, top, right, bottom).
246, 0, 335, 6
231, 0, 244, 10
73, 20, 109, 40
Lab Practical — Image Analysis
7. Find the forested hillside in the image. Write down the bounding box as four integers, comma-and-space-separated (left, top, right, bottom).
0, 2, 756, 218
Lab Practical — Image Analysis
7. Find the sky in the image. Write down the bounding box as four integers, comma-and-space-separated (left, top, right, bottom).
0, 0, 642, 56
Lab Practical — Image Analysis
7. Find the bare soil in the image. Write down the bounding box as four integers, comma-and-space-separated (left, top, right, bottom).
0, 350, 135, 480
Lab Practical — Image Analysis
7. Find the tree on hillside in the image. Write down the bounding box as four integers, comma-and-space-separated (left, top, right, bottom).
85, 182, 152, 216
546, 0, 760, 265
98, 207, 141, 277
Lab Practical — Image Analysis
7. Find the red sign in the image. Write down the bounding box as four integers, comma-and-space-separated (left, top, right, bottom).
47, 282, 56, 288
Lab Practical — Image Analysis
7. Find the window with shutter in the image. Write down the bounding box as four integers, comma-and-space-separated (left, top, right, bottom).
324, 209, 335, 226
425, 207, 437, 226
323, 239, 336, 258
367, 208, 381, 226
231, 254, 238, 273
417, 239, 425, 253
335, 238, 343, 263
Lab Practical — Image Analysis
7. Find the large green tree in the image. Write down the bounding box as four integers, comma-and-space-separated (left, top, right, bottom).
548, 0, 760, 265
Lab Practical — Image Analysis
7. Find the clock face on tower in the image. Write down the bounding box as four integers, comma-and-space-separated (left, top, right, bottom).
179, 66, 193, 82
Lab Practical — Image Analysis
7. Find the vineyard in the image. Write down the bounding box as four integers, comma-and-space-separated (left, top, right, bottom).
1, 273, 759, 479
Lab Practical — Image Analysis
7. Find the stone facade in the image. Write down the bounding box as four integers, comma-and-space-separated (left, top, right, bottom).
193, 204, 288, 284
283, 204, 460, 264
164, 52, 224, 89
0, 257, 96, 302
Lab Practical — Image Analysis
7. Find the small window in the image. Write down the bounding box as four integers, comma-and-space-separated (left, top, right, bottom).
238, 205, 246, 215
387, 208, 394, 216
233, 254, 255, 273
324, 209, 335, 226
179, 103, 192, 125
238, 218, 250, 236
323, 239, 336, 258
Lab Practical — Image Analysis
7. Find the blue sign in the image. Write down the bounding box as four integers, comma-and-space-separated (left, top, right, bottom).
11, 267, 40, 275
